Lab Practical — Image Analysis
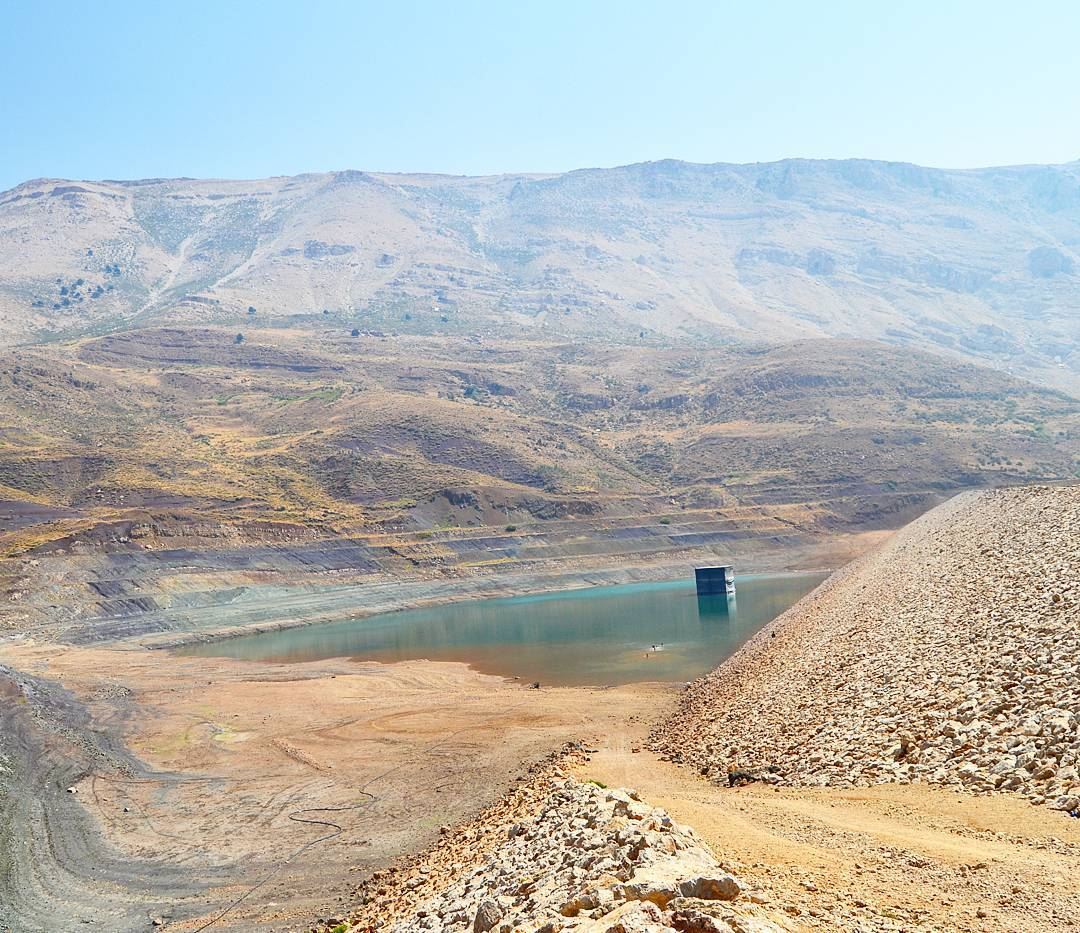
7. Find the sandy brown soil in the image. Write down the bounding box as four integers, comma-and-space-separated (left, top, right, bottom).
582, 739, 1080, 931
4, 488, 1079, 932
0, 641, 672, 932
0, 537, 857, 933
321, 487, 1080, 933
322, 683, 1080, 933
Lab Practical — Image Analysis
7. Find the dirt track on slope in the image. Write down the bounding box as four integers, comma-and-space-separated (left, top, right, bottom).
582, 740, 1080, 931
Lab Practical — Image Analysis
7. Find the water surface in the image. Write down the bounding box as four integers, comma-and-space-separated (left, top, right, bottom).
178, 573, 826, 686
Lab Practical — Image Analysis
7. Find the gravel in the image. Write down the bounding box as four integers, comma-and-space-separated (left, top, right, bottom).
653, 486, 1080, 810
342, 746, 785, 932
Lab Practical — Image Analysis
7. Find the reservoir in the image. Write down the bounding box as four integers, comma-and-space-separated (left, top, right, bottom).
178, 572, 827, 686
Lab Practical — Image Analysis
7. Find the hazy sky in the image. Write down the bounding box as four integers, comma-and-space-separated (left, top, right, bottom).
3, 1, 1078, 189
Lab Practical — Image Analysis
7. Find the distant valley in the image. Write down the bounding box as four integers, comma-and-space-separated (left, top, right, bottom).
1, 159, 1079, 622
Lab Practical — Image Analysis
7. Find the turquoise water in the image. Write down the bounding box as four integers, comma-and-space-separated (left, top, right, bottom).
177, 573, 826, 686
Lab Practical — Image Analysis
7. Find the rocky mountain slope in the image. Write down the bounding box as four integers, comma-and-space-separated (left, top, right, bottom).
2, 158, 1079, 392
1, 326, 1077, 641
654, 485, 1080, 813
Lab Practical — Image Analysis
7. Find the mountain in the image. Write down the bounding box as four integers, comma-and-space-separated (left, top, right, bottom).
1, 160, 1079, 638
0, 327, 1076, 547
1, 158, 1078, 392
1, 323, 1077, 642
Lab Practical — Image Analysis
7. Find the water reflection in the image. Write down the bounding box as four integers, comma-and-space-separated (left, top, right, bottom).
696, 592, 737, 618
178, 573, 826, 686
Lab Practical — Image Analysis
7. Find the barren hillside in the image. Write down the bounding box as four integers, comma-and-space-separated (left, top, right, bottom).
2, 158, 1079, 391
0, 329, 1076, 549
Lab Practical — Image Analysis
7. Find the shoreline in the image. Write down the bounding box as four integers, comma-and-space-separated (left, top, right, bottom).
138, 561, 842, 652
330, 485, 1080, 933
677, 489, 978, 688
163, 566, 832, 657
6, 487, 1078, 930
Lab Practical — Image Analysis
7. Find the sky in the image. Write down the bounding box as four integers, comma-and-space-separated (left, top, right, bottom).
2, 0, 1079, 190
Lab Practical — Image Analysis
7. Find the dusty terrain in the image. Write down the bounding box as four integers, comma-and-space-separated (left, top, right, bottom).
327, 690, 1080, 933
324, 486, 1080, 933
347, 748, 787, 933
0, 640, 674, 932
582, 741, 1080, 932
1, 484, 1078, 931
1, 159, 1079, 392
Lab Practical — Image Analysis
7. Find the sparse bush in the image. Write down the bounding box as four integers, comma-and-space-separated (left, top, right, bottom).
505, 524, 517, 532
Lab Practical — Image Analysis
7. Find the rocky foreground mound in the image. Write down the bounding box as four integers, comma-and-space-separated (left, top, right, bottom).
339, 747, 785, 933
654, 485, 1079, 811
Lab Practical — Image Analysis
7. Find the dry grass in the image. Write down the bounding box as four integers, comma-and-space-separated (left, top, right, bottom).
0, 328, 1075, 554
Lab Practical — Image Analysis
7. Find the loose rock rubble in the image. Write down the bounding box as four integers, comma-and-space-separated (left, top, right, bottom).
654, 486, 1080, 811
340, 746, 785, 932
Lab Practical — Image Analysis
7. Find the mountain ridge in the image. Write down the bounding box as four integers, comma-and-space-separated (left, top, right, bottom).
1, 156, 1078, 393
7, 153, 1080, 194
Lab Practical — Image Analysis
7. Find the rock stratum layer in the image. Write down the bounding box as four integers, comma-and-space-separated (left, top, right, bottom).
654, 485, 1080, 811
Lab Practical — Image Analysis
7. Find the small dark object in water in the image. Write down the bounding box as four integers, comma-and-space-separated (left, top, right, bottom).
727, 769, 757, 787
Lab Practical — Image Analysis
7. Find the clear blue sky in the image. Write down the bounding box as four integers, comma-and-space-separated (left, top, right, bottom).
3, 1, 1078, 190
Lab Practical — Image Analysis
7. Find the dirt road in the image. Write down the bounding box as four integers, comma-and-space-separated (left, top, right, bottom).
580, 735, 1080, 931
